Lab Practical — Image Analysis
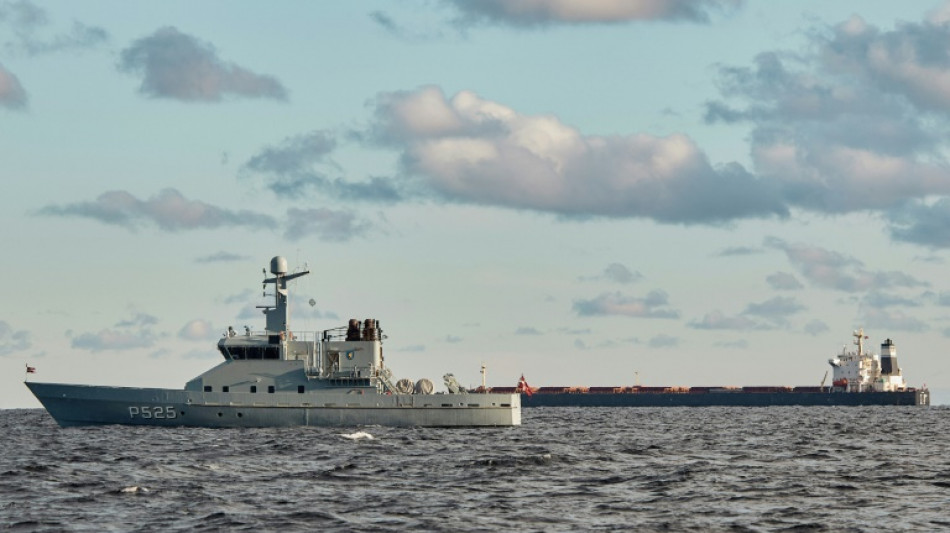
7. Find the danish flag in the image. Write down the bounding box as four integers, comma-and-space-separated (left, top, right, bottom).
25, 365, 35, 374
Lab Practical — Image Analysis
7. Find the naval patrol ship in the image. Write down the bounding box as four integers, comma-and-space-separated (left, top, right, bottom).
26, 256, 521, 427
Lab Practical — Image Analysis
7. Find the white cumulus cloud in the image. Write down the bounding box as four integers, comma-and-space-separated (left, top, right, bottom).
370, 86, 785, 223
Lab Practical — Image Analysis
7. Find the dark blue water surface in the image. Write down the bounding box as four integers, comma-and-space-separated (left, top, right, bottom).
2, 406, 949, 531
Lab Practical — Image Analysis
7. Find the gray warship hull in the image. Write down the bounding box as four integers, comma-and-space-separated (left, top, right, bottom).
27, 382, 521, 428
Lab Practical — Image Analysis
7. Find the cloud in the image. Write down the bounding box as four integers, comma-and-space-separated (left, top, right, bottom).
692, 296, 804, 331
742, 296, 805, 321
368, 86, 787, 223
40, 190, 374, 243
862, 291, 921, 308
0, 63, 27, 109
283, 207, 372, 242
888, 199, 950, 248
766, 237, 928, 292
602, 263, 641, 284
766, 271, 803, 290
705, 11, 950, 218
821, 12, 950, 114
0, 0, 107, 56
37, 188, 280, 232
860, 308, 928, 332
557, 327, 592, 335
244, 130, 337, 176
515, 326, 542, 335
688, 311, 760, 330
196, 251, 249, 263
70, 310, 163, 352
71, 330, 156, 351
441, 0, 742, 27
368, 10, 445, 41
714, 246, 760, 257
178, 319, 216, 341
118, 26, 287, 102
115, 313, 158, 328
445, 335, 462, 343
369, 10, 400, 33
580, 263, 642, 284
713, 339, 748, 349
648, 334, 678, 348
243, 130, 402, 202
220, 289, 256, 305
573, 290, 679, 318
803, 319, 830, 336
70, 309, 170, 352
0, 320, 31, 355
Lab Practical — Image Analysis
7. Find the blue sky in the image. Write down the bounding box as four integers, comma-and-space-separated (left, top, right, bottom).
4, 0, 950, 407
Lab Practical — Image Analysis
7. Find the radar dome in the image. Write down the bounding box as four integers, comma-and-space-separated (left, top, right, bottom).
270, 256, 288, 275
415, 379, 434, 395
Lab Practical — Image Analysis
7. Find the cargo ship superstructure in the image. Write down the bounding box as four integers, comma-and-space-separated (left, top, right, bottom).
26, 256, 520, 427
494, 330, 928, 407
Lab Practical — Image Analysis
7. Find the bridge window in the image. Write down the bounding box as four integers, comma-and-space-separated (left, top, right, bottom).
250, 385, 257, 393
222, 386, 229, 393
203, 386, 212, 392
268, 386, 275, 393
298, 385, 305, 394
223, 346, 281, 360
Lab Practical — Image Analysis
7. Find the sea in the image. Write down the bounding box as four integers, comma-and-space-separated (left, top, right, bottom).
1, 406, 949, 532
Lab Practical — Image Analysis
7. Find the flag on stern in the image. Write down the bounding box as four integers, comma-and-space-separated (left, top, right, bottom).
26, 365, 35, 373
517, 374, 533, 396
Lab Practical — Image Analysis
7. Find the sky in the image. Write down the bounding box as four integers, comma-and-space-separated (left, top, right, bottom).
4, 0, 950, 408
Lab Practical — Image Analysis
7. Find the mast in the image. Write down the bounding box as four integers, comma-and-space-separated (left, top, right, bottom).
853, 329, 867, 357
258, 256, 310, 334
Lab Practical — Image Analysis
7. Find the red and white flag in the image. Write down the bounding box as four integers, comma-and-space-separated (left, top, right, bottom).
517, 374, 533, 396
25, 365, 35, 374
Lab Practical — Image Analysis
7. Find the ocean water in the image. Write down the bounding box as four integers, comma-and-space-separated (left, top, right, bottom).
2, 406, 949, 532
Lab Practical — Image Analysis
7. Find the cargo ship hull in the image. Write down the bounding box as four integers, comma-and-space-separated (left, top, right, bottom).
521, 389, 928, 407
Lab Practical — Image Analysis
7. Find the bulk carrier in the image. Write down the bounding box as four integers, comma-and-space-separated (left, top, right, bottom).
490, 330, 929, 406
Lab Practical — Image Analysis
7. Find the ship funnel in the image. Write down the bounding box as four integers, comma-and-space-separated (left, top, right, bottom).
881, 338, 900, 375
270, 256, 288, 275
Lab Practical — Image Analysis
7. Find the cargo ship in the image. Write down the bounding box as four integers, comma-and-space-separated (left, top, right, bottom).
488, 330, 929, 406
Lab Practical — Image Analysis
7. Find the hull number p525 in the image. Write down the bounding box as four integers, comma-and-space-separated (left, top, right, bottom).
129, 406, 177, 419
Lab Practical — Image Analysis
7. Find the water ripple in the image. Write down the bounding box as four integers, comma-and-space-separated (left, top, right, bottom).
1, 407, 949, 531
